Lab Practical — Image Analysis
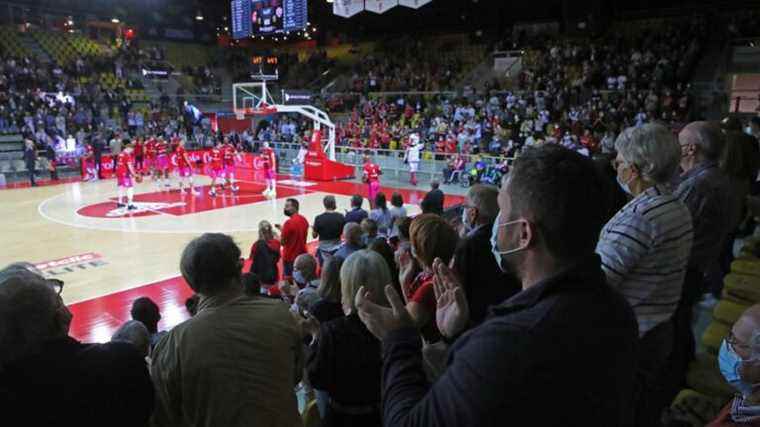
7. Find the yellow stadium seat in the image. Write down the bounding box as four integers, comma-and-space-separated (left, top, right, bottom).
423, 152, 433, 160
712, 299, 751, 326
685, 352, 734, 399
722, 273, 760, 305
301, 399, 321, 427
668, 388, 728, 427
701, 322, 730, 355
731, 258, 760, 277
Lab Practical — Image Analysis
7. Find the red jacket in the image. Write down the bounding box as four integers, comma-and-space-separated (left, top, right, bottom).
281, 213, 309, 263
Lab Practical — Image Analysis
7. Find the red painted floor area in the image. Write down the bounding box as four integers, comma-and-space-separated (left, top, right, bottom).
61, 174, 464, 342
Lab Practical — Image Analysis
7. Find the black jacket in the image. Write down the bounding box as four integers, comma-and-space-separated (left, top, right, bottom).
381, 255, 638, 427
451, 222, 521, 325
23, 146, 36, 168
421, 188, 445, 215
0, 337, 154, 427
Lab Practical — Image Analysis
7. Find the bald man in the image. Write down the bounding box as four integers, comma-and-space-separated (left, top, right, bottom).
708, 304, 760, 425
335, 222, 365, 260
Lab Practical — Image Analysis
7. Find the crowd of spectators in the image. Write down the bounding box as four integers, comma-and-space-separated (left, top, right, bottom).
5, 115, 760, 426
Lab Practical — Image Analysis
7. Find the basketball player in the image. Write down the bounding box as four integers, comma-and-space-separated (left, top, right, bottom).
133, 137, 144, 174
404, 133, 424, 186
261, 141, 277, 197
154, 136, 171, 189
362, 154, 381, 207
82, 142, 96, 181
115, 144, 138, 210
175, 138, 199, 195
208, 140, 225, 197
222, 138, 242, 192
144, 135, 156, 178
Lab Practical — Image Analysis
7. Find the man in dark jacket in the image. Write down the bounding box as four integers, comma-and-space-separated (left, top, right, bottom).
421, 180, 445, 215
452, 184, 520, 325
22, 138, 37, 186
0, 263, 154, 427
356, 145, 639, 427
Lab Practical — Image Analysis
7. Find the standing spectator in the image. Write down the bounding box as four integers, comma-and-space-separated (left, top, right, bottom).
674, 122, 733, 373
292, 253, 321, 315
249, 220, 281, 295
22, 139, 37, 186
109, 132, 122, 155
111, 320, 151, 359
44, 141, 58, 181
370, 192, 394, 235
278, 198, 309, 279
130, 297, 167, 350
311, 256, 345, 324
345, 194, 369, 224
452, 184, 520, 326
421, 181, 445, 215
0, 264, 154, 427
355, 145, 638, 426
92, 134, 106, 179
389, 192, 407, 222
304, 250, 391, 427
313, 195, 346, 266
361, 218, 383, 247
596, 124, 694, 426
335, 222, 365, 260
150, 234, 303, 427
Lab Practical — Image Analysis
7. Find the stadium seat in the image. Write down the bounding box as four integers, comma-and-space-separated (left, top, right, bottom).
685, 352, 734, 399
711, 299, 751, 325
722, 272, 760, 305
301, 398, 321, 427
701, 321, 730, 355
730, 258, 760, 277
667, 388, 728, 427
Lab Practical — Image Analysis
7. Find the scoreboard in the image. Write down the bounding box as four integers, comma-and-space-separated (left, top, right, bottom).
231, 0, 308, 39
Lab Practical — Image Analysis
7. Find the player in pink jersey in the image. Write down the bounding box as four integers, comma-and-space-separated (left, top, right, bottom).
208, 140, 225, 197
115, 144, 138, 210
222, 138, 242, 192
154, 136, 171, 189
261, 141, 277, 197
362, 154, 382, 207
175, 138, 199, 195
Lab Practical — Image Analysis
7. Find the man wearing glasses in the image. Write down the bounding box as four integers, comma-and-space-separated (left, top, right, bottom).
0, 262, 154, 426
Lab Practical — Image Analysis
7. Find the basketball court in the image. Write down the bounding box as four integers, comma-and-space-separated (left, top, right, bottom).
0, 168, 464, 343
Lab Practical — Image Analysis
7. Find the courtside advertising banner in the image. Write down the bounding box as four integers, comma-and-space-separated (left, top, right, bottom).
333, 0, 364, 18
364, 0, 398, 14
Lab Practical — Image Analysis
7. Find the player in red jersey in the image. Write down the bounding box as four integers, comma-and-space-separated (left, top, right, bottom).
154, 136, 172, 189
82, 143, 96, 181
261, 141, 277, 197
208, 140, 225, 197
362, 154, 382, 206
133, 137, 144, 173
175, 138, 199, 195
144, 136, 156, 177
115, 144, 139, 210
222, 138, 242, 192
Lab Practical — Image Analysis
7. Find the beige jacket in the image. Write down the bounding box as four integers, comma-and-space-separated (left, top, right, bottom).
150, 293, 303, 427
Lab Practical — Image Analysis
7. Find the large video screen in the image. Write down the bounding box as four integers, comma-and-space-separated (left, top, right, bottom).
231, 0, 307, 39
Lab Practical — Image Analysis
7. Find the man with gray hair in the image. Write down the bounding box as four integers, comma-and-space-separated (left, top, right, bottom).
675, 121, 735, 373
452, 184, 520, 325
0, 264, 154, 426
596, 123, 694, 426
335, 222, 365, 260
150, 233, 303, 427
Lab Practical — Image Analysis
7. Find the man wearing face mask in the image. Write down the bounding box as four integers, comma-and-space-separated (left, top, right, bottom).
292, 254, 321, 314
354, 145, 639, 426
451, 184, 520, 326
596, 124, 694, 426
0, 263, 154, 427
277, 198, 309, 280
707, 305, 760, 426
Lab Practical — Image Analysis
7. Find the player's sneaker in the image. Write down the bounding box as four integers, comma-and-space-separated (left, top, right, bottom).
179, 189, 186, 195
127, 204, 137, 211
209, 189, 217, 197
116, 202, 126, 208
231, 185, 239, 192
269, 190, 276, 198
192, 188, 200, 195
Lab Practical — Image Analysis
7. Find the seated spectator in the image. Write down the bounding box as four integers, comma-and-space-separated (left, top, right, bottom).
443, 155, 466, 184
305, 250, 391, 427
130, 296, 166, 349
421, 181, 445, 215
401, 213, 459, 342
335, 222, 365, 260
370, 192, 394, 235
313, 195, 346, 265
312, 256, 345, 323
361, 218, 383, 247
150, 233, 303, 427
293, 253, 321, 315
452, 184, 521, 325
0, 263, 154, 427
345, 194, 369, 224
707, 304, 760, 426
111, 320, 151, 359
249, 220, 281, 294
596, 123, 694, 426
355, 145, 638, 426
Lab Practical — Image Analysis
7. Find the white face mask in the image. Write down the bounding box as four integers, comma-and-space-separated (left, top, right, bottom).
490, 213, 528, 271
461, 207, 471, 231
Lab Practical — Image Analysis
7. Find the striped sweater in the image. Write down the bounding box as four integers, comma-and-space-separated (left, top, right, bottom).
596, 185, 694, 337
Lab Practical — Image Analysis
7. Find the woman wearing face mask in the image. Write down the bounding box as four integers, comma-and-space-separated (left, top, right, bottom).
708, 305, 760, 426
596, 123, 694, 427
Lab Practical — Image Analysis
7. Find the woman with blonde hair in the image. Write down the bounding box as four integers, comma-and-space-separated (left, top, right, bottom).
248, 220, 281, 295
305, 250, 390, 427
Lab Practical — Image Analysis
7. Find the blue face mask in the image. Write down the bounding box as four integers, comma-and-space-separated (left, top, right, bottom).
719, 339, 756, 396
